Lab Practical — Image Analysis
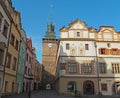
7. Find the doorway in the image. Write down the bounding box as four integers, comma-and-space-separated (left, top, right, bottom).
83, 81, 94, 95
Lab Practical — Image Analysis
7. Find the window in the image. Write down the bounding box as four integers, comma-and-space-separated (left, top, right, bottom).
77, 32, 80, 37
99, 63, 106, 73
26, 53, 28, 61
15, 40, 19, 50
107, 43, 110, 47
10, 34, 15, 46
4, 81, 8, 92
0, 49, 4, 65
66, 43, 69, 50
25, 66, 27, 75
85, 44, 89, 50
101, 83, 107, 91
6, 52, 11, 68
68, 62, 77, 73
84, 63, 92, 74
67, 81, 76, 91
101, 49, 106, 54
111, 49, 118, 55
2, 20, 9, 38
12, 57, 17, 70
0, 12, 3, 30
29, 57, 31, 64
112, 63, 120, 73
99, 48, 109, 55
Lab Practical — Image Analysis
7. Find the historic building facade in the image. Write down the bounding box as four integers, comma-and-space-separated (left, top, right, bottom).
32, 50, 42, 91
3, 10, 21, 94
24, 38, 34, 92
0, 0, 12, 94
56, 19, 120, 95
42, 19, 58, 89
17, 28, 26, 93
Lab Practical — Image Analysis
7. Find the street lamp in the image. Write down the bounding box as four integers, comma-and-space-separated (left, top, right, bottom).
94, 42, 101, 96
28, 74, 34, 98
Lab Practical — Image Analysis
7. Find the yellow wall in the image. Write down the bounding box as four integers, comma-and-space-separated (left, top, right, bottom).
3, 21, 20, 94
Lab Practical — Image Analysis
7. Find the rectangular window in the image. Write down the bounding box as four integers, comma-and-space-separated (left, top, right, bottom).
0, 12, 3, 30
112, 63, 120, 73
101, 83, 107, 91
0, 49, 4, 65
99, 63, 106, 73
111, 49, 118, 55
15, 40, 19, 50
101, 49, 106, 54
2, 20, 9, 38
84, 63, 92, 74
4, 81, 8, 92
66, 43, 69, 50
6, 52, 11, 68
85, 44, 89, 50
26, 53, 28, 61
12, 57, 17, 70
77, 32, 80, 37
29, 57, 31, 64
10, 34, 15, 46
68, 62, 77, 73
25, 66, 27, 75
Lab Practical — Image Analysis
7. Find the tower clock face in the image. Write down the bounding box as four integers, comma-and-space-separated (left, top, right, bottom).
48, 43, 52, 48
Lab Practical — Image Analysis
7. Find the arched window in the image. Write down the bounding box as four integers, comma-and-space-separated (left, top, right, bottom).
67, 81, 76, 92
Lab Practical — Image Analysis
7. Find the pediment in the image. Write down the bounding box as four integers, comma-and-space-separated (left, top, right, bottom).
98, 26, 115, 34
60, 26, 68, 32
102, 29, 113, 33
69, 19, 87, 30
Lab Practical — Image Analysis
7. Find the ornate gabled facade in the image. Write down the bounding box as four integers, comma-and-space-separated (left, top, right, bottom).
42, 18, 58, 89
56, 19, 120, 95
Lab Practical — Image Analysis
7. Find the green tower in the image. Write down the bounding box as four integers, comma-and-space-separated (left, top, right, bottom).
45, 17, 56, 39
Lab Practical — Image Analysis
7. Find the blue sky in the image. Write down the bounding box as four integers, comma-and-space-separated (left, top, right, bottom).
12, 0, 120, 63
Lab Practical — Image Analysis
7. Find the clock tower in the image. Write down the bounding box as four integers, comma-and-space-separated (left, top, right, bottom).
42, 17, 58, 89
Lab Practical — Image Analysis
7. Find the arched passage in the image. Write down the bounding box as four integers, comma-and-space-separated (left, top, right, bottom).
112, 81, 120, 94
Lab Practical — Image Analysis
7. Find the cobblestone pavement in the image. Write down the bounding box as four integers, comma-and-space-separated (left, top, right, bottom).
2, 90, 120, 98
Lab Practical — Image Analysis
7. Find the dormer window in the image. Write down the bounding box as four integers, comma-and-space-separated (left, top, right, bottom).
77, 32, 80, 37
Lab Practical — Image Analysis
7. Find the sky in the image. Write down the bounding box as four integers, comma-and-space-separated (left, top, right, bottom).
12, 0, 120, 63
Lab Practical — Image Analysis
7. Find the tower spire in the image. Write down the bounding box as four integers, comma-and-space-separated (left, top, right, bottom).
44, 3, 56, 39
50, 4, 53, 24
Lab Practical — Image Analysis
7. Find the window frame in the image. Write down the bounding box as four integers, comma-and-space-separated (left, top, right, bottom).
77, 32, 80, 37
85, 44, 89, 50
6, 52, 11, 68
68, 62, 77, 73
2, 20, 9, 38
99, 63, 106, 73
101, 83, 107, 91
66, 43, 69, 50
0, 12, 3, 30
10, 34, 15, 46
83, 63, 92, 74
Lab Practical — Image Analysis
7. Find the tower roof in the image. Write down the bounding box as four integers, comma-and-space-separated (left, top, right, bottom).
44, 4, 56, 39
